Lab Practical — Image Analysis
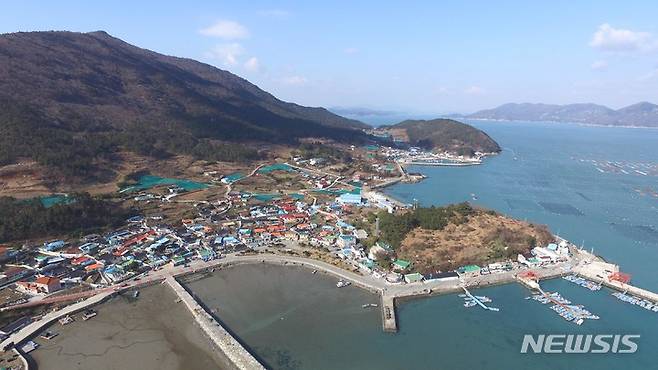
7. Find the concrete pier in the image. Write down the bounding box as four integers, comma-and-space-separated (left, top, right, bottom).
381, 295, 397, 332
164, 276, 265, 370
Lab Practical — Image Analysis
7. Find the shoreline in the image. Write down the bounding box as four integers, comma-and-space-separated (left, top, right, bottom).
467, 118, 658, 130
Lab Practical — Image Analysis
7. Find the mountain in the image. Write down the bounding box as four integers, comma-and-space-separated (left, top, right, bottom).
382, 119, 501, 156
468, 102, 658, 127
0, 31, 369, 176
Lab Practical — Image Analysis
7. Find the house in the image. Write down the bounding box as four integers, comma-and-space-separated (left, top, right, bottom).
368, 243, 392, 261
0, 317, 33, 336
404, 272, 424, 284
337, 235, 356, 248
16, 276, 61, 295
392, 259, 412, 272
353, 229, 368, 240
424, 271, 459, 282
458, 265, 481, 275
43, 240, 66, 252
336, 193, 362, 205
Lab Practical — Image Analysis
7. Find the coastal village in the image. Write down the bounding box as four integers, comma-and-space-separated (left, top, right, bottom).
1, 143, 657, 369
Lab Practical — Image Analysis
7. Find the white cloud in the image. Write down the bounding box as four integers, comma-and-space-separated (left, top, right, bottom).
344, 47, 359, 54
591, 60, 608, 70
589, 24, 656, 52
244, 57, 260, 72
205, 43, 244, 66
464, 86, 485, 95
279, 75, 308, 86
200, 20, 249, 39
258, 9, 291, 19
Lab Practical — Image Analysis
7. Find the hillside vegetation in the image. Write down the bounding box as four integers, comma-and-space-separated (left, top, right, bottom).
0, 193, 131, 243
384, 119, 501, 156
378, 203, 553, 273
0, 31, 369, 178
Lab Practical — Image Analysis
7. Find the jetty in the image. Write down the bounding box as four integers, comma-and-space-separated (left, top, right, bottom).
461, 286, 499, 311
165, 276, 265, 370
381, 295, 397, 332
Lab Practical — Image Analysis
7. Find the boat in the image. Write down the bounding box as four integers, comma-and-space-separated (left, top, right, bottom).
336, 280, 351, 288
133, 290, 140, 298
362, 303, 378, 308
82, 309, 97, 321
312, 270, 318, 274
59, 315, 74, 325
40, 331, 58, 340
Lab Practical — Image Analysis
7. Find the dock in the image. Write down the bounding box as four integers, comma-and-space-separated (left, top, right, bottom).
381, 294, 397, 332
164, 276, 265, 370
462, 287, 500, 311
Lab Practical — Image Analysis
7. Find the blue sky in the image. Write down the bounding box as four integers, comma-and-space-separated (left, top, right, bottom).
2, 1, 658, 113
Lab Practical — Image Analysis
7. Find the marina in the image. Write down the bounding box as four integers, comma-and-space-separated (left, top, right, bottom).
526, 283, 600, 325
612, 292, 658, 312
562, 274, 602, 291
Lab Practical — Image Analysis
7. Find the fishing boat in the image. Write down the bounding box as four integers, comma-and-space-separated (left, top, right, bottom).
59, 315, 73, 325
336, 280, 351, 288
40, 331, 59, 340
82, 309, 97, 321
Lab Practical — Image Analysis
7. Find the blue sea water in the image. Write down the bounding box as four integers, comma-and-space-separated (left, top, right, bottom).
387, 120, 658, 290
188, 121, 658, 370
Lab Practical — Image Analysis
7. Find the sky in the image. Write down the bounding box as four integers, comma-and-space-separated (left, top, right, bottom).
2, 1, 658, 114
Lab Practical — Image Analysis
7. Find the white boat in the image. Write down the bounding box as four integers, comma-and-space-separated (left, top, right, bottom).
82, 309, 97, 321
59, 315, 74, 325
336, 280, 351, 288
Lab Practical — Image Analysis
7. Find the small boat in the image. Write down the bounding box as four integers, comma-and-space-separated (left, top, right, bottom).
362, 303, 378, 308
133, 290, 140, 298
336, 280, 351, 288
59, 315, 74, 325
82, 309, 97, 321
40, 331, 59, 340
312, 270, 318, 274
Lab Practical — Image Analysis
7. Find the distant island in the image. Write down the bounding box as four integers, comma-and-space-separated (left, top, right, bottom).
375, 119, 501, 156
468, 102, 658, 127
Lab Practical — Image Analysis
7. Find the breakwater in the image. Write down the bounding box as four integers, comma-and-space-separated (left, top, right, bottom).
164, 276, 265, 370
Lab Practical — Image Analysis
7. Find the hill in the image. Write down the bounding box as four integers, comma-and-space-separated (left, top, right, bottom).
0, 31, 369, 177
468, 102, 658, 127
377, 204, 554, 274
381, 119, 501, 156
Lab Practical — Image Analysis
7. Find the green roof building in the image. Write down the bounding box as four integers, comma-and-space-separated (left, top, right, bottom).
393, 259, 412, 271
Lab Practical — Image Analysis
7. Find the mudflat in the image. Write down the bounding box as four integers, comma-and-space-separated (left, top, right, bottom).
29, 284, 230, 370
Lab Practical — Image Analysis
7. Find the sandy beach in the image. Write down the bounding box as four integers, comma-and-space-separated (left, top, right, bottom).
29, 284, 233, 370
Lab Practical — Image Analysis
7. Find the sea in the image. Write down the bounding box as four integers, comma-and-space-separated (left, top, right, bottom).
187, 120, 658, 370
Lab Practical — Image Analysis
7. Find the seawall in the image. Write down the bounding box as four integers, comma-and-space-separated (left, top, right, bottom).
164, 276, 265, 370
